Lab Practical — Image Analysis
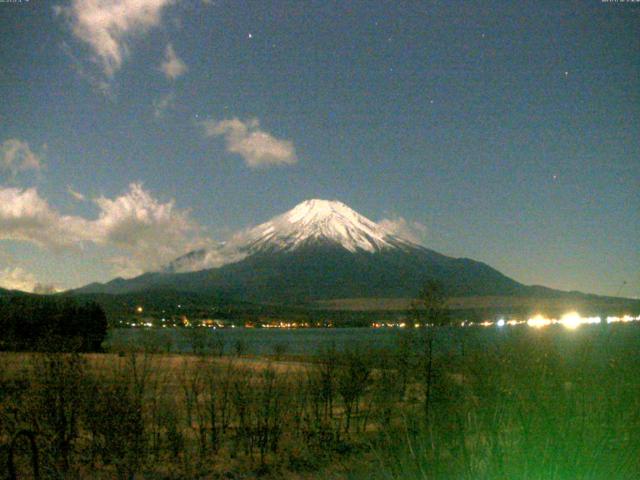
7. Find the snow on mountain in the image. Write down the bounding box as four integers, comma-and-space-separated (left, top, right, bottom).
77, 198, 536, 300
239, 199, 414, 253
163, 199, 418, 273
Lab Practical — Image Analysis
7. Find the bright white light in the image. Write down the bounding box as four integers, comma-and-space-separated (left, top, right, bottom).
560, 311, 582, 330
527, 315, 552, 329
497, 319, 505, 327
584, 316, 601, 325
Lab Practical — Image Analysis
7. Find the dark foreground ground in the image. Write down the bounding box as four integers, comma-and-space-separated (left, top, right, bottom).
1, 323, 639, 479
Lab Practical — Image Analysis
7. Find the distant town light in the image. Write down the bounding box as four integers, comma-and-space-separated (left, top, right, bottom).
527, 314, 552, 329
559, 311, 582, 330
606, 315, 638, 324
497, 319, 505, 327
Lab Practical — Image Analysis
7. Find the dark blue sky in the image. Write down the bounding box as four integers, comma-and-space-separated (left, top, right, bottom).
0, 0, 638, 297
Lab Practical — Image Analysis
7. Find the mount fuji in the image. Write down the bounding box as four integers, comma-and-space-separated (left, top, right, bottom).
163, 199, 420, 274
72, 199, 541, 302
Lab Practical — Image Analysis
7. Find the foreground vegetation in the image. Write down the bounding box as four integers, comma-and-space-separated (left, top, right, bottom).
0, 324, 639, 479
0, 297, 107, 352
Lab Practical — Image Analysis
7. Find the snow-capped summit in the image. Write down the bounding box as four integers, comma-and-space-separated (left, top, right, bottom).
79, 198, 529, 301
240, 198, 409, 253
163, 199, 416, 273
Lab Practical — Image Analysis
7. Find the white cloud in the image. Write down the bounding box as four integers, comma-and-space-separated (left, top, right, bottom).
59, 0, 175, 77
160, 43, 187, 80
60, 40, 113, 95
67, 185, 86, 201
104, 255, 149, 279
153, 92, 175, 118
0, 183, 210, 277
92, 183, 209, 274
378, 216, 427, 244
0, 267, 38, 292
201, 117, 298, 168
1, 139, 43, 177
0, 267, 58, 293
0, 187, 89, 250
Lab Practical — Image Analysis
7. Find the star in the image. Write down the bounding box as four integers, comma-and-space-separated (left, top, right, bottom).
248, 33, 253, 39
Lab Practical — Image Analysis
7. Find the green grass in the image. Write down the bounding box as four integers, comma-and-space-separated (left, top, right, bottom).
357, 325, 640, 479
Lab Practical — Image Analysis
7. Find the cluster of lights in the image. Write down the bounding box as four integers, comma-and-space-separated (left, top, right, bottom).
371, 313, 640, 330
128, 306, 638, 331
129, 321, 154, 328
262, 321, 309, 329
371, 322, 413, 328
606, 314, 638, 324
262, 321, 333, 328
501, 312, 640, 330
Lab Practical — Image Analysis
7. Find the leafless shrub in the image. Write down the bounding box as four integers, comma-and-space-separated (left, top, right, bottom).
203, 359, 236, 453
30, 351, 86, 475
336, 347, 371, 435
272, 342, 288, 360
234, 339, 248, 357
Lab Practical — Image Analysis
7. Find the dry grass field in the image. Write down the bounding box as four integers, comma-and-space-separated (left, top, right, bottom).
1, 324, 640, 479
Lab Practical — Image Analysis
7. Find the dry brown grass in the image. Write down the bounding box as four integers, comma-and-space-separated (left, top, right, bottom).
0, 351, 307, 377
4, 325, 638, 479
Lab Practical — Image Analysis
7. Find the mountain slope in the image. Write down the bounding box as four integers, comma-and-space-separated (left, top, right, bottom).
163, 199, 416, 273
73, 199, 549, 303
181, 243, 525, 302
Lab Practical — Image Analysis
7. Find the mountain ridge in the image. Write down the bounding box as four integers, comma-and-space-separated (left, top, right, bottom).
71, 199, 623, 305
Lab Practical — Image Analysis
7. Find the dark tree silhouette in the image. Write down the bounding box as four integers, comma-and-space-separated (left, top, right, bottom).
412, 280, 451, 423
0, 296, 108, 352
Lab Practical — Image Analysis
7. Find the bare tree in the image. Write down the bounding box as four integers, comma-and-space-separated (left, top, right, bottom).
412, 280, 450, 423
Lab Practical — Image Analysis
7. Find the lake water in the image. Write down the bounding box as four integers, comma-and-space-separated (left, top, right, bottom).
105, 323, 637, 356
